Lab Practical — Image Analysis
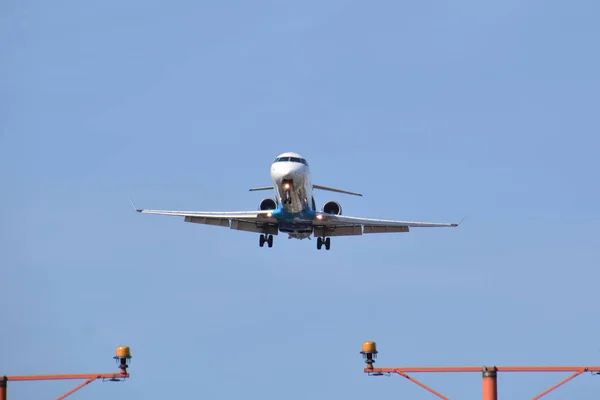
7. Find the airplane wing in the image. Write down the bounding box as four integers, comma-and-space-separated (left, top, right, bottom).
313, 213, 460, 237
133, 203, 280, 235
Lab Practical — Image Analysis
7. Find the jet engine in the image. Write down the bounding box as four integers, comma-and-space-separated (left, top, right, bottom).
259, 198, 277, 211
322, 200, 342, 215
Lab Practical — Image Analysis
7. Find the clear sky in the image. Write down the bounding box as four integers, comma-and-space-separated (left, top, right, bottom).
2, 0, 600, 398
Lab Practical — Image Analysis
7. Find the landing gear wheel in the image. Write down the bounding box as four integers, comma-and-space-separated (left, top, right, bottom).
259, 234, 273, 248
317, 237, 330, 250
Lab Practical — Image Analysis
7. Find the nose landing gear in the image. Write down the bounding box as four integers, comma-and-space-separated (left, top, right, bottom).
283, 190, 292, 204
259, 234, 274, 248
282, 180, 293, 205
316, 237, 331, 250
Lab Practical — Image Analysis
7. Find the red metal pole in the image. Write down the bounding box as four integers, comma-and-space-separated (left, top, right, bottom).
6, 373, 127, 381
0, 376, 6, 400
482, 366, 497, 400
367, 366, 600, 373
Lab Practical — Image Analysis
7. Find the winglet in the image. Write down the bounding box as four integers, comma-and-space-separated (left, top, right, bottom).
128, 196, 142, 212
457, 213, 468, 226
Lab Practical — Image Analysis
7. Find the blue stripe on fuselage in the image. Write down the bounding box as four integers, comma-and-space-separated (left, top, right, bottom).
272, 202, 316, 232
272, 202, 316, 223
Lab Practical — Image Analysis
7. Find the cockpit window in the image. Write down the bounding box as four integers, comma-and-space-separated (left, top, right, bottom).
273, 156, 308, 166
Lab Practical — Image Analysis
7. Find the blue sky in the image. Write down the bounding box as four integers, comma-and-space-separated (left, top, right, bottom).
2, 0, 600, 398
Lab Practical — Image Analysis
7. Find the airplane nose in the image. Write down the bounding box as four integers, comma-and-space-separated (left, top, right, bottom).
271, 162, 304, 182
270, 164, 285, 181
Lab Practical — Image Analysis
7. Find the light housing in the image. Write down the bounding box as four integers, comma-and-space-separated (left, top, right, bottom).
361, 341, 378, 368
114, 346, 132, 373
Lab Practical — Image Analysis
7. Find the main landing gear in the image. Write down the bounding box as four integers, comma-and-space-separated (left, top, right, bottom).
259, 234, 274, 248
317, 237, 331, 250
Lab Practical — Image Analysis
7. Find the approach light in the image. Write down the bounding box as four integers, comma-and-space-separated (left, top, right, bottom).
114, 346, 132, 373
360, 341, 378, 368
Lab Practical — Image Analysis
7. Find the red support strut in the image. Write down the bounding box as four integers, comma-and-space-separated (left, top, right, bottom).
532, 369, 585, 399
396, 372, 450, 400
56, 377, 97, 400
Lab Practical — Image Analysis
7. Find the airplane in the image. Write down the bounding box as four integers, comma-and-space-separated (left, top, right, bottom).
132, 152, 460, 250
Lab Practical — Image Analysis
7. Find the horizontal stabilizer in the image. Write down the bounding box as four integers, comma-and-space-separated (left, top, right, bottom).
313, 184, 363, 197
249, 186, 274, 192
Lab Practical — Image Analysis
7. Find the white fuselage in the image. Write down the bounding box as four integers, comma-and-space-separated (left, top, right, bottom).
270, 154, 315, 214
